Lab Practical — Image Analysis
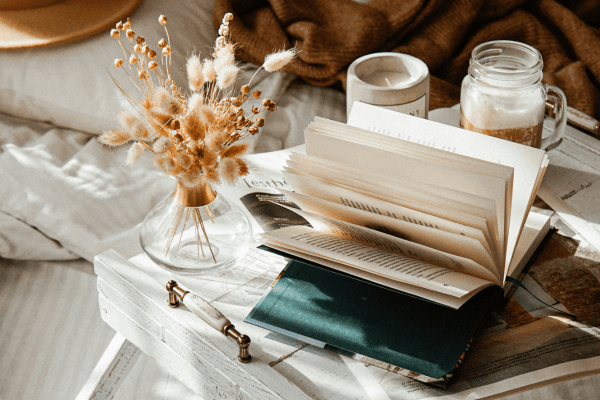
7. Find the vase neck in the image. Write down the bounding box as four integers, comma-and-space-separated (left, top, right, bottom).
172, 179, 216, 207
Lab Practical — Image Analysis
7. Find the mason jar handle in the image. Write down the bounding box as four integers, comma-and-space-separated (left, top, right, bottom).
543, 84, 567, 151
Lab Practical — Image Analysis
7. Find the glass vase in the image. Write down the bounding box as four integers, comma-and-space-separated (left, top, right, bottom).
140, 178, 253, 276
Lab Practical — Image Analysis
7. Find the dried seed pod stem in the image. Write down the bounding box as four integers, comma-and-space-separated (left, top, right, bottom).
138, 140, 156, 154
126, 142, 145, 165
263, 48, 298, 72
114, 37, 145, 94
153, 68, 164, 86
163, 25, 172, 80
247, 66, 263, 87
104, 13, 284, 192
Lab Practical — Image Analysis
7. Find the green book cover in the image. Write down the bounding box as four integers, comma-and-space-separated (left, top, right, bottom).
245, 249, 501, 380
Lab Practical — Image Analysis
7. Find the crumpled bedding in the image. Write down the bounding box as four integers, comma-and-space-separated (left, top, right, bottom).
0, 69, 345, 261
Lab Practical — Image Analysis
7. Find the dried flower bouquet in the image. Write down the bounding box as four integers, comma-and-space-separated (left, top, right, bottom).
99, 13, 297, 264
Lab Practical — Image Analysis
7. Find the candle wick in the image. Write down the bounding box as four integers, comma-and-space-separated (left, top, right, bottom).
385, 77, 392, 87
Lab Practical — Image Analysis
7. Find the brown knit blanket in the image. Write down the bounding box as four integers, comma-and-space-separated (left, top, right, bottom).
214, 0, 600, 119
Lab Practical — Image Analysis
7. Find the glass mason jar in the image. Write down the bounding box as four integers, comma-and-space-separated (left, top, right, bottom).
140, 178, 253, 276
460, 40, 566, 150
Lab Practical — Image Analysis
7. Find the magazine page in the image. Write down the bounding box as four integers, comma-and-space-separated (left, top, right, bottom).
214, 146, 309, 235
347, 102, 547, 269
279, 188, 499, 280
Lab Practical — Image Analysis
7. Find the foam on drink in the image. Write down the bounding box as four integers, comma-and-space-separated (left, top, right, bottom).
460, 82, 546, 148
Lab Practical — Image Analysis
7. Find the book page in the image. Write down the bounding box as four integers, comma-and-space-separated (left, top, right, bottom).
288, 152, 502, 262
347, 102, 547, 269
265, 245, 488, 309
279, 171, 495, 259
304, 128, 509, 280
504, 211, 551, 296
287, 157, 487, 218
279, 188, 499, 280
283, 168, 496, 257
310, 120, 515, 185
308, 121, 514, 255
505, 156, 549, 281
276, 203, 500, 283
290, 152, 500, 218
260, 226, 495, 297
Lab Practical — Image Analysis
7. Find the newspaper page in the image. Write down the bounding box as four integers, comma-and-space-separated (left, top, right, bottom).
369, 231, 600, 399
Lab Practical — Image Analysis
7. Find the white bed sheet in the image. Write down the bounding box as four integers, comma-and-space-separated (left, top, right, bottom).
0, 71, 345, 261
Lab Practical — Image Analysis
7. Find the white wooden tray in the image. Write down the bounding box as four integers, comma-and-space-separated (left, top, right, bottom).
89, 248, 314, 400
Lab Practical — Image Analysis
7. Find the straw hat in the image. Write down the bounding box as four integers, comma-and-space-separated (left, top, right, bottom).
0, 0, 142, 50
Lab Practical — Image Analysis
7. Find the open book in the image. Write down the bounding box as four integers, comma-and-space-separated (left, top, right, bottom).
259, 102, 550, 309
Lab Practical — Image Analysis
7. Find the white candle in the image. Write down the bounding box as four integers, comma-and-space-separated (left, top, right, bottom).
361, 71, 411, 87
346, 53, 430, 118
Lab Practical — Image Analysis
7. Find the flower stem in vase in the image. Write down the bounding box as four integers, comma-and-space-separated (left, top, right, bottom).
140, 178, 252, 276
167, 179, 217, 262
165, 204, 185, 256
100, 13, 293, 275
194, 207, 216, 262
176, 209, 193, 252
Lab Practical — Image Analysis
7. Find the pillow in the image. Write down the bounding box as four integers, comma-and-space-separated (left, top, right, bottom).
0, 0, 217, 135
